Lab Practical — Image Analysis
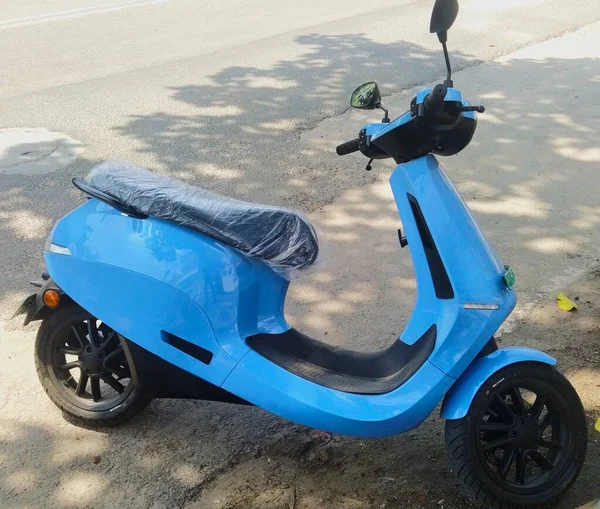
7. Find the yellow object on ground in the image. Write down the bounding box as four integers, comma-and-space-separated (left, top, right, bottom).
556, 292, 578, 311
595, 418, 600, 433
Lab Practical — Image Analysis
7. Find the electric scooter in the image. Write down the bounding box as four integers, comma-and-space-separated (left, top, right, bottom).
15, 0, 587, 506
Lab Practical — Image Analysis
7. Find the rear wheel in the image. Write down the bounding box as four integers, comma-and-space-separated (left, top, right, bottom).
445, 362, 587, 509
35, 305, 152, 427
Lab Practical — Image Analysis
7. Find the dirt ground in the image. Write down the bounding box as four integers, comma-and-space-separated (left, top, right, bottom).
180, 268, 600, 509
2, 19, 600, 509
3, 264, 598, 509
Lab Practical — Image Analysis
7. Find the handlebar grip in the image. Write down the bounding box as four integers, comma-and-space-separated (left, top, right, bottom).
424, 84, 448, 112
336, 138, 361, 156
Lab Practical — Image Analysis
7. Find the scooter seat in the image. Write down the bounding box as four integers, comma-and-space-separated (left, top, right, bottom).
74, 162, 320, 276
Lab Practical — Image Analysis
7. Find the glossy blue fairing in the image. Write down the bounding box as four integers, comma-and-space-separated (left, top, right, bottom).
224, 350, 453, 437
223, 153, 517, 435
390, 154, 516, 379
44, 86, 529, 437
47, 200, 290, 367
45, 151, 517, 436
441, 348, 557, 420
45, 251, 238, 386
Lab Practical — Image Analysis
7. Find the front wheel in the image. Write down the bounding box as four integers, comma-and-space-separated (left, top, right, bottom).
35, 304, 152, 427
445, 362, 587, 509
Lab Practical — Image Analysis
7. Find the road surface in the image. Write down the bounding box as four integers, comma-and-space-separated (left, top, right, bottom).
1, 1, 599, 508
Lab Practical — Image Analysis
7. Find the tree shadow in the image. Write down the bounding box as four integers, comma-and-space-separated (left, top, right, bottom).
0, 405, 293, 508
0, 149, 102, 323
112, 33, 476, 206
1, 31, 600, 509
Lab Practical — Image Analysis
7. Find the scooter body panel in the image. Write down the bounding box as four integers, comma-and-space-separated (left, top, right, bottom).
440, 347, 557, 420
221, 154, 517, 434
223, 350, 455, 437
389, 154, 516, 379
45, 153, 519, 436
45, 251, 237, 386
48, 199, 290, 364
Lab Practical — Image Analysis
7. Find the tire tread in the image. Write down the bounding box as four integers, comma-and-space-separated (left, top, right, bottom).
445, 362, 587, 509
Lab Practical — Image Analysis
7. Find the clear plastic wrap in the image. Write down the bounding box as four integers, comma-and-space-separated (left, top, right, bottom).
81, 161, 322, 279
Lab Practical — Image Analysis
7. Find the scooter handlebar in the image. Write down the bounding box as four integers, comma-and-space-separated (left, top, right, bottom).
336, 138, 360, 156
424, 84, 448, 113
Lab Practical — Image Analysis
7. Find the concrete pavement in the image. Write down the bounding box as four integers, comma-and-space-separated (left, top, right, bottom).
2, 0, 600, 318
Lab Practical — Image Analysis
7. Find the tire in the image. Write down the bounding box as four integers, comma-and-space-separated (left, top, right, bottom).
445, 362, 587, 509
35, 304, 152, 427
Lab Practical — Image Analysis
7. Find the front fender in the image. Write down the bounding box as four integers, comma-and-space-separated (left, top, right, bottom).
441, 347, 556, 420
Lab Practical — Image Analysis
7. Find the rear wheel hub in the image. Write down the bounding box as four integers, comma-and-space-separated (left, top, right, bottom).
79, 345, 105, 374
48, 316, 134, 410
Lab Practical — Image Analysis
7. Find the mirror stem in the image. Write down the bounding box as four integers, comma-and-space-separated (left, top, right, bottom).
442, 41, 453, 87
377, 103, 390, 123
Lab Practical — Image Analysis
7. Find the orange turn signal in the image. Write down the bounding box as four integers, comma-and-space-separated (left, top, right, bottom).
43, 289, 60, 308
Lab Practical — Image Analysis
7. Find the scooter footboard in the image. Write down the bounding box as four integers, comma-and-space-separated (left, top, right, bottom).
440, 347, 556, 420
223, 350, 456, 437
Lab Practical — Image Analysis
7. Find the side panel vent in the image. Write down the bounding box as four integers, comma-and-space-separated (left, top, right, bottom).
163, 332, 213, 365
407, 194, 454, 299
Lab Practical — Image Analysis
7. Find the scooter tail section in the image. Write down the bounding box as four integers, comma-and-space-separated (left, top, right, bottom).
440, 347, 557, 420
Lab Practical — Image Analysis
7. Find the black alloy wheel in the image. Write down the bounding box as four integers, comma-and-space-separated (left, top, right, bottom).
476, 382, 568, 490
446, 362, 587, 509
50, 317, 133, 409
35, 305, 151, 426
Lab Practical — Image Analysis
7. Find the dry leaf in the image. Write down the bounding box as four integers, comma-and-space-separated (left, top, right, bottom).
556, 292, 578, 311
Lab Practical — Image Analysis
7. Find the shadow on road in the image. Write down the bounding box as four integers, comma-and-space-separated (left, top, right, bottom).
113, 33, 477, 203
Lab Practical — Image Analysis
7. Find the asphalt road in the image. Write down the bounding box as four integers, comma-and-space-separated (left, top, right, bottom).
1, 1, 600, 508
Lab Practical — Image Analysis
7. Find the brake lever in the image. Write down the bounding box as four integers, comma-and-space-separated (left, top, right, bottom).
459, 105, 485, 113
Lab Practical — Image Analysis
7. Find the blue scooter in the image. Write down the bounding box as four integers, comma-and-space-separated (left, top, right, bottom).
16, 0, 587, 506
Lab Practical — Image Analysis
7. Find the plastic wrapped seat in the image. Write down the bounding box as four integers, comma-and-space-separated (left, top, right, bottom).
75, 162, 320, 278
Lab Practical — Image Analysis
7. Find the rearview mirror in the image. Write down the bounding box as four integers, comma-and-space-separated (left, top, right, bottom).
350, 82, 382, 110
430, 0, 459, 40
